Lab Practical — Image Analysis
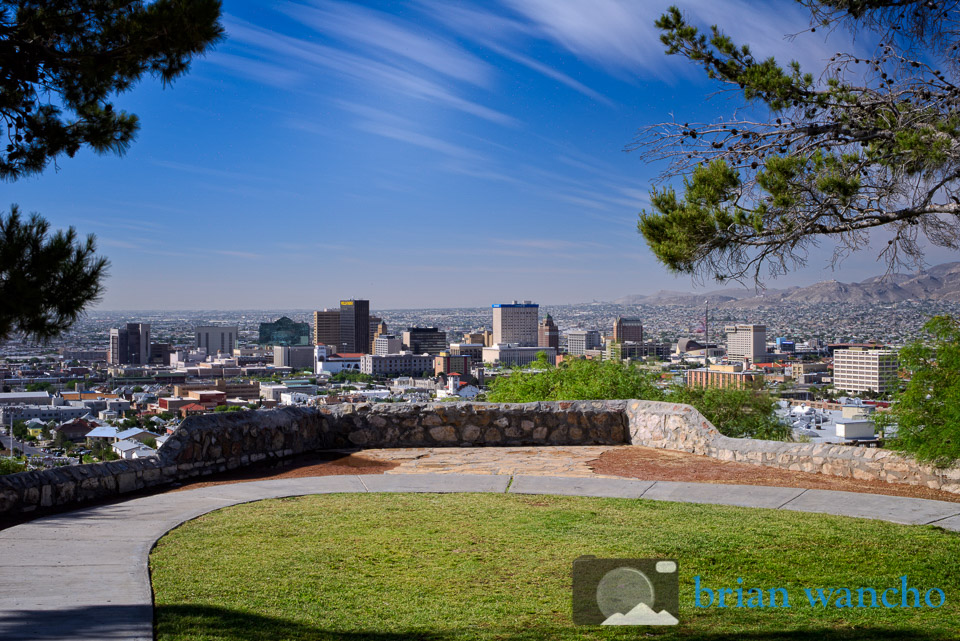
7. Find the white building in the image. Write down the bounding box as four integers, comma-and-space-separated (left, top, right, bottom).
195, 325, 239, 358
315, 355, 362, 375
833, 348, 898, 393
360, 353, 435, 377
436, 373, 481, 399
492, 301, 539, 347
0, 404, 88, 424
725, 324, 766, 364
566, 330, 601, 356
482, 344, 556, 367
374, 335, 403, 356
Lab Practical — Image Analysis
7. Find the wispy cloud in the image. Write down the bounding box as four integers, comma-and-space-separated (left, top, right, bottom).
501, 0, 857, 79
223, 16, 517, 126
213, 250, 262, 260
204, 50, 304, 88
421, 0, 612, 104
284, 1, 493, 87
151, 160, 273, 184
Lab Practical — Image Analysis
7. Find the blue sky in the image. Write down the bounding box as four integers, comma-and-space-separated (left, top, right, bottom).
7, 0, 957, 310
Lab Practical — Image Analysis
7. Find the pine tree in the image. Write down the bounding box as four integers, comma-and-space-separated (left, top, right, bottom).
634, 1, 960, 283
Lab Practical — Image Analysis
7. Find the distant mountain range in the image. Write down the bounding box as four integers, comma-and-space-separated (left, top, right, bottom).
615, 262, 960, 308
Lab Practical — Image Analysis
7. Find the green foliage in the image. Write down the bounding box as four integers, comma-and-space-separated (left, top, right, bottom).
213, 405, 244, 413
636, 2, 960, 282
488, 354, 786, 440
669, 385, 790, 440
488, 354, 663, 404
0, 0, 224, 179
143, 437, 157, 449
0, 458, 26, 475
64, 380, 78, 390
0, 205, 109, 342
25, 381, 52, 392
330, 370, 374, 384
880, 315, 960, 464
11, 420, 28, 440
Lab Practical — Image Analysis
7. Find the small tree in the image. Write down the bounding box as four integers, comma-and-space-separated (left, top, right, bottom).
11, 420, 28, 440
880, 315, 960, 464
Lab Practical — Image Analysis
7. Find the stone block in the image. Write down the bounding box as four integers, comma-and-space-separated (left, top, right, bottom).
429, 426, 457, 443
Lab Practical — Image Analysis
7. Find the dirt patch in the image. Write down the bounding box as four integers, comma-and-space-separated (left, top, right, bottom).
168, 451, 395, 492
590, 446, 960, 504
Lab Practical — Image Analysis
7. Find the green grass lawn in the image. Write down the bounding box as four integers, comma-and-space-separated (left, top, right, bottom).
151, 493, 960, 641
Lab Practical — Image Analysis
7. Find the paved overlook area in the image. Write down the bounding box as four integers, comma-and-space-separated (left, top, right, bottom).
4, 471, 960, 641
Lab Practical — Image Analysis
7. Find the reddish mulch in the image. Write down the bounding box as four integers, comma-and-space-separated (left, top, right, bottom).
168, 451, 396, 492
590, 446, 960, 504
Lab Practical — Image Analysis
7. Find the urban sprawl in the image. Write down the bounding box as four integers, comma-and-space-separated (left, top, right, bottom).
4, 298, 957, 469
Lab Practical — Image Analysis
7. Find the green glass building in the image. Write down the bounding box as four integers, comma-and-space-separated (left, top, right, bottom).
258, 316, 311, 346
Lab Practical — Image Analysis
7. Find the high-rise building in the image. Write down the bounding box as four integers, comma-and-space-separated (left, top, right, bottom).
725, 324, 766, 364
492, 301, 539, 346
538, 314, 560, 349
108, 323, 150, 365
613, 317, 644, 343
313, 309, 340, 348
402, 327, 447, 355
369, 317, 388, 353
566, 330, 601, 356
833, 348, 899, 393
259, 316, 310, 346
273, 345, 315, 371
340, 299, 370, 354
374, 334, 403, 355
195, 325, 238, 357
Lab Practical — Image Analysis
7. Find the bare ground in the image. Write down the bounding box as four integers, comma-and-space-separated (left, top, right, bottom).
168, 451, 397, 492
589, 446, 960, 504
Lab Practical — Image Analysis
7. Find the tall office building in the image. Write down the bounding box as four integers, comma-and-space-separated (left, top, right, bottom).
833, 348, 899, 393
369, 317, 387, 353
402, 327, 447, 355
613, 317, 644, 343
108, 323, 150, 365
492, 301, 539, 346
195, 325, 238, 357
259, 316, 310, 346
725, 324, 767, 364
340, 299, 370, 353
538, 315, 560, 349
566, 330, 601, 356
313, 309, 340, 348
374, 334, 402, 355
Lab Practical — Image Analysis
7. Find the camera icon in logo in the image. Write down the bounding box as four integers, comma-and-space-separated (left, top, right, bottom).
572, 556, 679, 625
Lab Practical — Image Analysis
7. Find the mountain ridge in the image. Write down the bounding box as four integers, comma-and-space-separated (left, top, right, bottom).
615, 262, 960, 307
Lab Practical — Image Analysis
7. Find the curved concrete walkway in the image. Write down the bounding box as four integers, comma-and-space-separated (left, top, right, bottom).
3, 473, 960, 640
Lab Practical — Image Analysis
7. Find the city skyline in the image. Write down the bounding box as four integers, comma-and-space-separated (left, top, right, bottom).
8, 0, 958, 311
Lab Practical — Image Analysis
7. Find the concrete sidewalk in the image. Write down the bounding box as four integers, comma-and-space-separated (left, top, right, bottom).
2, 473, 960, 640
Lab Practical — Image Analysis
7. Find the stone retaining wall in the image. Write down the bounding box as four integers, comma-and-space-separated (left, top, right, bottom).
0, 401, 626, 516
626, 400, 960, 495
2, 399, 959, 518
